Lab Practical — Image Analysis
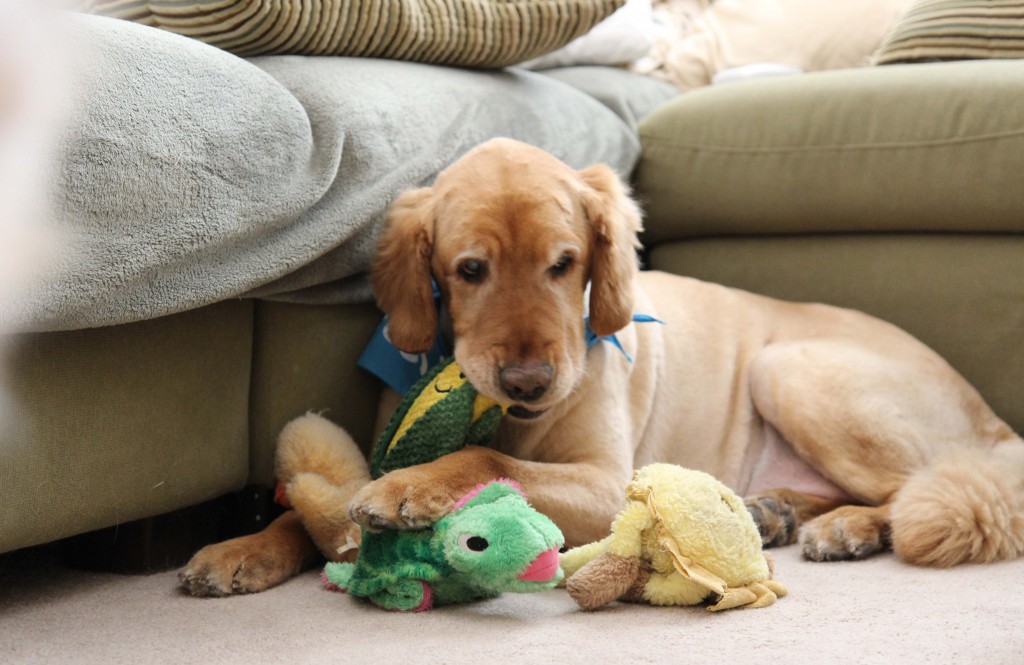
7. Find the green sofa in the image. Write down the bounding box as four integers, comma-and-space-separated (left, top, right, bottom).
3, 16, 1022, 563
0, 14, 676, 559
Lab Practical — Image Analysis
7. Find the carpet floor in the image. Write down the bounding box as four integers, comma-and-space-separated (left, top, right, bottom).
2, 543, 1022, 664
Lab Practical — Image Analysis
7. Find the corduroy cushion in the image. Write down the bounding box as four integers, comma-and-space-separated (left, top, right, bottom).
874, 0, 1024, 64
83, 0, 624, 67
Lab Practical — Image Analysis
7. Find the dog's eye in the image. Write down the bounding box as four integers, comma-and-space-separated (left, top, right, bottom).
457, 259, 487, 283
458, 534, 489, 552
549, 253, 575, 277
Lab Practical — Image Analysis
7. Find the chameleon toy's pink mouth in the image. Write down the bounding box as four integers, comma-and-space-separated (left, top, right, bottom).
517, 547, 561, 582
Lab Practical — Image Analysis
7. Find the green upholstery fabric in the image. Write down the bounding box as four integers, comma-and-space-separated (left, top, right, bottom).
0, 301, 253, 554
647, 235, 1024, 433
635, 60, 1024, 245
636, 57, 1024, 436
248, 301, 385, 487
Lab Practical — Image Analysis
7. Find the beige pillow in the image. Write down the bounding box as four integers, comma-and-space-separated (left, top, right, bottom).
83, 0, 625, 68
654, 0, 915, 89
874, 0, 1024, 65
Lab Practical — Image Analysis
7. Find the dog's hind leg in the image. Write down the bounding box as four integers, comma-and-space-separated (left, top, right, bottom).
798, 503, 893, 561
748, 338, 1024, 566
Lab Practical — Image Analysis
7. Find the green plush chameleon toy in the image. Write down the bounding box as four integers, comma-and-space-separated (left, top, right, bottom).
324, 479, 565, 611
322, 357, 565, 611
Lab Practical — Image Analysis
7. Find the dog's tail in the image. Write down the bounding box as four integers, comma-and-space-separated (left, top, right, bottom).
890, 439, 1024, 567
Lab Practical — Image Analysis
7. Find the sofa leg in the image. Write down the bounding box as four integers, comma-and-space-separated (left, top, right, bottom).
60, 486, 281, 574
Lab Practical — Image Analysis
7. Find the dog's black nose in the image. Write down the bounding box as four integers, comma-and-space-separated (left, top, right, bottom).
499, 362, 553, 403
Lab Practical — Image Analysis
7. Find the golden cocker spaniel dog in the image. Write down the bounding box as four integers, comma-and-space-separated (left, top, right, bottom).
181, 138, 1024, 596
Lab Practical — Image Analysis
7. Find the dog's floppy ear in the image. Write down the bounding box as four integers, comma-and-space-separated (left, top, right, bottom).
371, 187, 437, 353
578, 164, 643, 337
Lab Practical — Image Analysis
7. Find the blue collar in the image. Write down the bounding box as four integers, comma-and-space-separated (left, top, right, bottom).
584, 314, 663, 364
358, 284, 663, 396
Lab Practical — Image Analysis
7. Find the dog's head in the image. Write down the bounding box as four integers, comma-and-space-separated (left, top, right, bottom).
371, 139, 642, 419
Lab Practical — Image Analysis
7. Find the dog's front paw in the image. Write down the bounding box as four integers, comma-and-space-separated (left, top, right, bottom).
349, 472, 462, 531
179, 538, 287, 597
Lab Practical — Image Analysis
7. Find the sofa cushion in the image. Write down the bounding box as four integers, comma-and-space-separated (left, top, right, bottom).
874, 0, 1024, 65
635, 59, 1024, 245
248, 301, 386, 486
84, 0, 625, 67
647, 235, 1024, 434
0, 301, 253, 555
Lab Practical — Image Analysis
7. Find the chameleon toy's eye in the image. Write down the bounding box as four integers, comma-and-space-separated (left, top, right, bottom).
458, 534, 489, 553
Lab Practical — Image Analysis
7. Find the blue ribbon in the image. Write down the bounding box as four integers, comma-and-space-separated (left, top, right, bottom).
358, 282, 664, 395
356, 317, 449, 397
585, 314, 665, 364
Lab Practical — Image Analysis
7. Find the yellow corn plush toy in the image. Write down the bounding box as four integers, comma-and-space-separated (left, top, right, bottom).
370, 358, 507, 477
560, 464, 787, 611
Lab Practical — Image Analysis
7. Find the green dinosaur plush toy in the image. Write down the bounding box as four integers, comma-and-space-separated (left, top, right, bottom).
324, 479, 564, 611
320, 357, 564, 611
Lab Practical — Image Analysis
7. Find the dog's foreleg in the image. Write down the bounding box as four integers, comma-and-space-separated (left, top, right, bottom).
348, 445, 630, 547
178, 510, 319, 597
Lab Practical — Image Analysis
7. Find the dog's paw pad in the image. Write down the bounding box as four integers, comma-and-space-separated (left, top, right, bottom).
179, 561, 234, 597
745, 494, 798, 548
799, 511, 890, 562
348, 502, 399, 531
179, 541, 293, 597
349, 477, 457, 531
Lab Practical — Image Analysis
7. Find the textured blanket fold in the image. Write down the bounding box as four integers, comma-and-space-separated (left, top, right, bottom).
13, 15, 676, 332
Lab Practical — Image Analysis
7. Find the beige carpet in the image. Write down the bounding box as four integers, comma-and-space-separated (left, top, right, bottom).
2, 544, 1023, 664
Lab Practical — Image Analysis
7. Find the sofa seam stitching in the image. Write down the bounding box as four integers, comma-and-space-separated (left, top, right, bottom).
638, 127, 1024, 154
